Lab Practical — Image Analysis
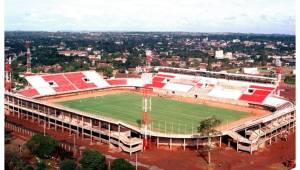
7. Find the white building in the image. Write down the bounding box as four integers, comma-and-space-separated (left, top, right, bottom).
202, 37, 208, 42
215, 50, 224, 59
275, 59, 282, 67
145, 50, 152, 56
232, 39, 241, 43
243, 67, 259, 75
86, 47, 93, 51
224, 52, 233, 59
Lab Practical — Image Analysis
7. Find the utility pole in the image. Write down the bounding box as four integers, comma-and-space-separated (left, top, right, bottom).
135, 153, 138, 170
25, 41, 32, 73
142, 88, 152, 150
43, 121, 46, 136
73, 134, 76, 156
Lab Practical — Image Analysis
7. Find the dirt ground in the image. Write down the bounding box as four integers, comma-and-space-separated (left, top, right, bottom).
280, 86, 295, 103
42, 88, 271, 131
6, 113, 295, 170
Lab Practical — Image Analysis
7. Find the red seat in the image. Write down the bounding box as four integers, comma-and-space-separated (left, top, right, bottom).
253, 90, 271, 96
239, 85, 274, 103
106, 79, 127, 86
144, 83, 165, 88
152, 76, 165, 82
152, 82, 165, 88
239, 94, 266, 103
156, 74, 175, 78
143, 76, 167, 89
196, 83, 203, 88
64, 72, 97, 89
249, 85, 274, 91
18, 88, 39, 97
43, 74, 77, 92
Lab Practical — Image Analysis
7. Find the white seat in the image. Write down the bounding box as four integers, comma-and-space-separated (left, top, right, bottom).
26, 75, 56, 95
83, 71, 110, 88
163, 83, 193, 92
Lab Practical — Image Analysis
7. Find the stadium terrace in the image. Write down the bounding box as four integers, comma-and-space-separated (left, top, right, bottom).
5, 67, 295, 155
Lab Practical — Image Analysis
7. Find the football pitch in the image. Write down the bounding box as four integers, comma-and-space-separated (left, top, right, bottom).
57, 92, 249, 134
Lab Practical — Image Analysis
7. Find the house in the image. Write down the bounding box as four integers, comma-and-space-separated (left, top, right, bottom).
188, 58, 202, 63
215, 50, 224, 59
165, 56, 181, 65
199, 63, 208, 70
243, 68, 259, 75
224, 52, 233, 59
114, 55, 128, 63
88, 55, 101, 60
58, 50, 88, 57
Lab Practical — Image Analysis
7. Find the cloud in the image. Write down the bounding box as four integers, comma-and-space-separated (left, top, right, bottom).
4, 0, 296, 34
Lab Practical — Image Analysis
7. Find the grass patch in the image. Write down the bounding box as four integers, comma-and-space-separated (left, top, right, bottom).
58, 92, 248, 134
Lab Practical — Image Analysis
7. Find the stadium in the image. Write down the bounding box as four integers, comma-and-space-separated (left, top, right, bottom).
4, 66, 295, 156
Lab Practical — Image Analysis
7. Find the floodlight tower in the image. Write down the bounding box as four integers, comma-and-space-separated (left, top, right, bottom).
145, 50, 153, 67
25, 41, 32, 73
5, 56, 12, 92
141, 88, 152, 150
276, 66, 284, 96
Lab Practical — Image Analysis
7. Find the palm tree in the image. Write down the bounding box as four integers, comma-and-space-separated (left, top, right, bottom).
198, 116, 221, 164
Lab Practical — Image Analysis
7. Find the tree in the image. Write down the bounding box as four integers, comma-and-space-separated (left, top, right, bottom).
111, 158, 134, 170
79, 149, 106, 170
151, 59, 161, 66
191, 59, 200, 68
60, 159, 77, 170
170, 62, 179, 68
125, 56, 142, 68
198, 116, 221, 165
20, 165, 35, 170
5, 130, 12, 143
284, 75, 295, 84
36, 159, 46, 170
97, 66, 113, 77
26, 134, 58, 158
58, 147, 74, 160
7, 152, 23, 170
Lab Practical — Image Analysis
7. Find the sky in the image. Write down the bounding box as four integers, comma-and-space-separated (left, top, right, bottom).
5, 0, 296, 34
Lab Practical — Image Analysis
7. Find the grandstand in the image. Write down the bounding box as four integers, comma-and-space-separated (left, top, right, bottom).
19, 71, 110, 97
5, 67, 295, 154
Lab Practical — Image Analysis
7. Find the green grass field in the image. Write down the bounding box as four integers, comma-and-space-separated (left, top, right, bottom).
57, 92, 249, 134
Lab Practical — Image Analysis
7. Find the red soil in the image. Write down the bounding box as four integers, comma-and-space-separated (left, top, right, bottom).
6, 114, 295, 170
280, 86, 295, 102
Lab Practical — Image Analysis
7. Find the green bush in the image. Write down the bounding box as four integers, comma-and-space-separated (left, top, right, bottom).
36, 159, 46, 170
111, 158, 134, 170
284, 75, 295, 84
26, 134, 58, 158
79, 149, 106, 170
60, 159, 77, 170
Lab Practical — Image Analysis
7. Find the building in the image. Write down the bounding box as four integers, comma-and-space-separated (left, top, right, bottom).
93, 50, 101, 55
282, 58, 295, 66
199, 63, 208, 71
207, 50, 215, 57
232, 39, 241, 43
165, 56, 181, 65
58, 50, 88, 57
243, 67, 259, 75
188, 58, 202, 66
275, 59, 282, 67
224, 52, 233, 59
114, 55, 128, 63
215, 50, 224, 59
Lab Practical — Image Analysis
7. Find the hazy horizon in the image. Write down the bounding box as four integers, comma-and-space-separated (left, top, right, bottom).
5, 0, 295, 35
4, 30, 295, 36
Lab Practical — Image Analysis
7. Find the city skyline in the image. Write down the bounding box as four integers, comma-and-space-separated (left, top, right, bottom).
5, 0, 296, 35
